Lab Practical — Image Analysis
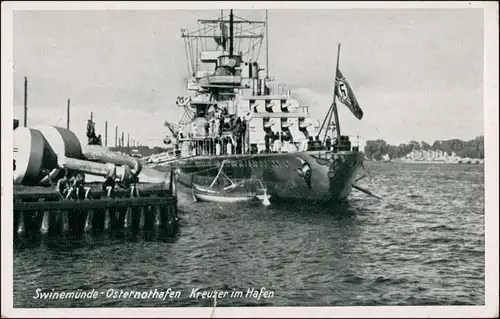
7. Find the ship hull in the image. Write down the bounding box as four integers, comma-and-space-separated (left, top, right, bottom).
156, 150, 364, 202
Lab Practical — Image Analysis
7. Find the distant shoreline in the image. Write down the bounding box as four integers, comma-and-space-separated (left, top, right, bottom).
364, 136, 484, 162
366, 159, 484, 165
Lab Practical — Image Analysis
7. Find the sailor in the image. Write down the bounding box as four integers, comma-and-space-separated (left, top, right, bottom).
224, 116, 231, 132
205, 122, 210, 137
86, 119, 94, 136
215, 138, 221, 155
192, 141, 197, 156
281, 130, 290, 152
307, 136, 314, 151
231, 135, 236, 154
56, 169, 70, 198
264, 131, 271, 153
241, 121, 247, 152
102, 176, 116, 196
72, 171, 86, 199
235, 117, 242, 131
313, 136, 323, 150
326, 136, 332, 151
226, 137, 233, 155
272, 132, 281, 153
191, 123, 198, 137
219, 117, 224, 135
235, 136, 241, 154
222, 137, 227, 155
299, 138, 308, 151
233, 118, 241, 154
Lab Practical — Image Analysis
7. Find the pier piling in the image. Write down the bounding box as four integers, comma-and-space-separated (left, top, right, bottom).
14, 183, 178, 243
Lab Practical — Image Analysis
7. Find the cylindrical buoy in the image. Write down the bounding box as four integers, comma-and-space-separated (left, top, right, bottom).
13, 128, 56, 185
32, 125, 83, 159
14, 125, 83, 185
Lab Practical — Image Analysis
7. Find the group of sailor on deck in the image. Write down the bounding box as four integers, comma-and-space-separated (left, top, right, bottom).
171, 103, 337, 157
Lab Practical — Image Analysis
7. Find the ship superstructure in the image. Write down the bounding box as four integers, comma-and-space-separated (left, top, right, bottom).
158, 9, 371, 202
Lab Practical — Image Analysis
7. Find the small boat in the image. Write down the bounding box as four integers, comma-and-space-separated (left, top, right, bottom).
191, 161, 271, 205
192, 183, 263, 203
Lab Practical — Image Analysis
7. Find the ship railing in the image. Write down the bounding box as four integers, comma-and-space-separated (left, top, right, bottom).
176, 131, 366, 157
267, 83, 291, 96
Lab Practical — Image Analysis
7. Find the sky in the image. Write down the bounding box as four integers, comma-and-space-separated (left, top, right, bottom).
12, 8, 484, 147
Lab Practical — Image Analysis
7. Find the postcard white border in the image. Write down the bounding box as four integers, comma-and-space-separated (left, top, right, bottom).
2, 1, 498, 318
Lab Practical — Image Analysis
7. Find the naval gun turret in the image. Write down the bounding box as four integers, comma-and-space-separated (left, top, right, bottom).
13, 125, 145, 187
13, 122, 179, 239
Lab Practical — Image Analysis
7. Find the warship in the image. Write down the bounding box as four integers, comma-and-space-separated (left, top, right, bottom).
157, 9, 374, 202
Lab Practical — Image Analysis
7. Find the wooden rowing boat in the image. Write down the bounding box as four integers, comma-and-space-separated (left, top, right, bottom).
191, 183, 262, 203
190, 160, 271, 205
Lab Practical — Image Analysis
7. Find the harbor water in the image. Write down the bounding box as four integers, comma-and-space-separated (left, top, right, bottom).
13, 162, 485, 307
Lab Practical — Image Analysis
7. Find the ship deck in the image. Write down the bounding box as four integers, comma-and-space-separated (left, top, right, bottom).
170, 149, 361, 162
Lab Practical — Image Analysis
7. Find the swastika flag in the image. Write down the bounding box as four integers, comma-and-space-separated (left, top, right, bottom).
335, 69, 363, 120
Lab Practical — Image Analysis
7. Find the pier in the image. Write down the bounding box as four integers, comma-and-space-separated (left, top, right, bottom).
13, 176, 179, 241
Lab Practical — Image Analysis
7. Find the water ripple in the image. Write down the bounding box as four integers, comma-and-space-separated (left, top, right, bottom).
13, 162, 484, 307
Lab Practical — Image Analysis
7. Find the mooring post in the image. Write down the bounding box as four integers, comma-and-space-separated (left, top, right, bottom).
14, 210, 20, 238
92, 204, 106, 236
143, 201, 156, 241
24, 77, 28, 127
105, 121, 108, 147
48, 209, 63, 237
67, 99, 71, 129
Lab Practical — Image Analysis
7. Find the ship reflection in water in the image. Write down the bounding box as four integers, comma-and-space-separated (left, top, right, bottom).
13, 162, 484, 307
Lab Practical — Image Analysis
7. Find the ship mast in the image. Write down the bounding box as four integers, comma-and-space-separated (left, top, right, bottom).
265, 9, 269, 79
319, 43, 342, 143
229, 9, 234, 56
181, 10, 266, 71
220, 9, 224, 51
331, 43, 342, 140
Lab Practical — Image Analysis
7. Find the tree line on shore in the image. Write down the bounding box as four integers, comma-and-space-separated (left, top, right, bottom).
106, 136, 485, 161
364, 136, 484, 161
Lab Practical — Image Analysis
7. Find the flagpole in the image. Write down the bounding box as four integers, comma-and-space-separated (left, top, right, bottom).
322, 43, 342, 145
330, 42, 342, 143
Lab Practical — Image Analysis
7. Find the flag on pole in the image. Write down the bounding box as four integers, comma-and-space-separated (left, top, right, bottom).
335, 69, 363, 120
